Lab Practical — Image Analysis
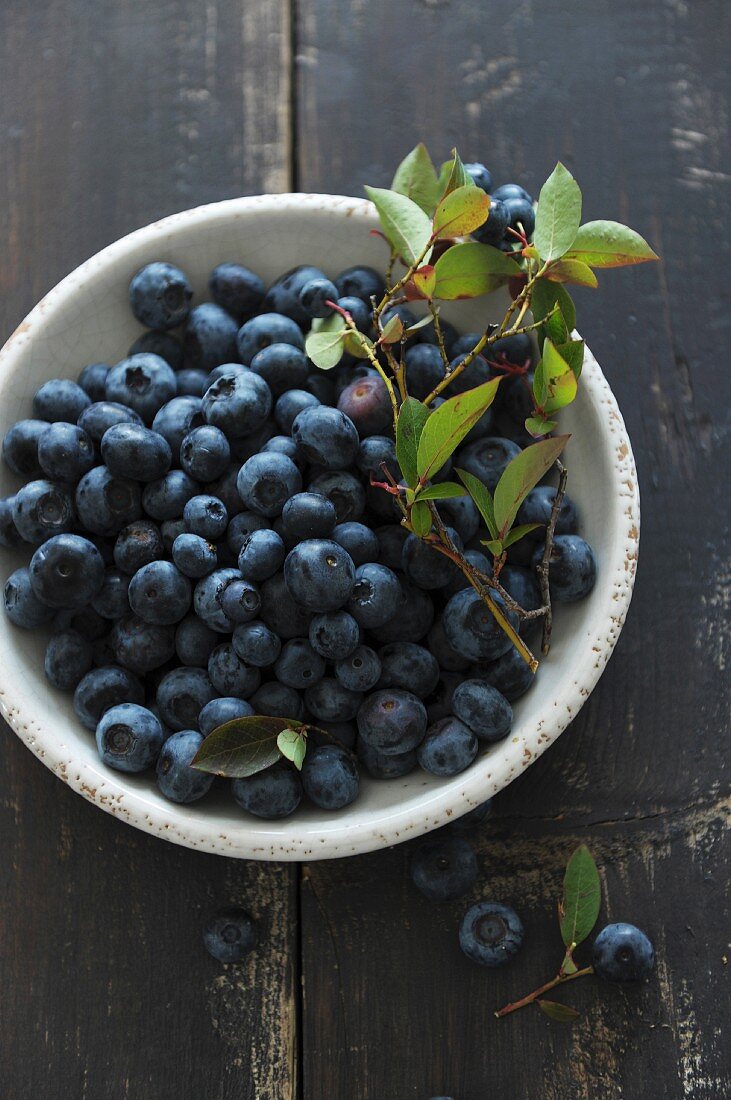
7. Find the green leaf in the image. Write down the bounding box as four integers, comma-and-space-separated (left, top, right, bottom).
414, 481, 467, 502
483, 538, 503, 556
559, 844, 601, 949
502, 522, 542, 548
531, 278, 576, 332
540, 340, 578, 414
277, 728, 307, 771
546, 258, 598, 288
410, 500, 431, 536
433, 241, 516, 300
343, 331, 374, 359
417, 378, 501, 482
391, 143, 441, 214
410, 265, 437, 300
538, 1000, 580, 1024
379, 313, 404, 344
404, 314, 436, 336
364, 186, 433, 267
533, 163, 582, 262
396, 397, 430, 488
493, 435, 569, 537
456, 467, 498, 540
437, 148, 474, 197
305, 315, 346, 371
565, 220, 659, 267
192, 716, 301, 778
525, 415, 557, 437
432, 185, 490, 239
555, 339, 584, 379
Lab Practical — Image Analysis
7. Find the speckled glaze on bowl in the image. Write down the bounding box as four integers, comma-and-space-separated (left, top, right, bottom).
0, 195, 639, 860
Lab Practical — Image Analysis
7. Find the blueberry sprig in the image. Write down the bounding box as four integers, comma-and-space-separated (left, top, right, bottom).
306, 145, 657, 669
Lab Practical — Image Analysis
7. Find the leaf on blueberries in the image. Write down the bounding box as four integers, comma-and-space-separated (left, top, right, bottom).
433, 242, 516, 300
525, 415, 557, 437
432, 185, 490, 239
277, 728, 307, 771
305, 314, 346, 370
538, 1000, 580, 1023
410, 500, 432, 536
364, 186, 433, 266
559, 844, 601, 949
565, 220, 659, 267
545, 259, 598, 288
414, 481, 468, 501
531, 278, 576, 333
456, 467, 498, 540
404, 314, 437, 336
391, 143, 442, 214
437, 148, 474, 198
493, 435, 569, 537
192, 716, 303, 778
396, 397, 430, 488
483, 539, 503, 557
539, 340, 578, 414
379, 313, 404, 345
417, 378, 501, 482
533, 163, 582, 262
502, 522, 542, 548
409, 265, 437, 300
554, 339, 584, 379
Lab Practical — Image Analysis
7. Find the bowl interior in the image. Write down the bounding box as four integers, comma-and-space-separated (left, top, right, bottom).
0, 195, 638, 859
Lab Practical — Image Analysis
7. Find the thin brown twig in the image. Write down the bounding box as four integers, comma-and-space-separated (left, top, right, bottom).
535, 459, 568, 655
495, 965, 594, 1018
428, 301, 450, 369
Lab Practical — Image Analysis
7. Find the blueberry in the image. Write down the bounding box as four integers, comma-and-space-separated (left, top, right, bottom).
35, 422, 94, 483
502, 370, 536, 426
334, 265, 384, 304
457, 442, 520, 504
2, 419, 48, 477
492, 183, 532, 204
504, 196, 535, 238
305, 677, 362, 723
534, 534, 596, 602
219, 578, 261, 623
33, 378, 91, 423
334, 644, 381, 692
443, 588, 519, 663
201, 370, 272, 440
297, 276, 337, 319
114, 518, 166, 576
459, 901, 524, 966
198, 696, 254, 736
381, 303, 416, 333
232, 761, 303, 819
26, 533, 104, 610
321, 722, 357, 751
12, 479, 75, 543
128, 330, 184, 370
249, 342, 309, 396
465, 161, 493, 192
282, 492, 336, 542
129, 262, 192, 330
44, 629, 93, 690
3, 567, 54, 628
100, 422, 172, 482
175, 368, 208, 397
403, 345, 444, 401
273, 389, 319, 434
302, 744, 359, 810
250, 681, 304, 721
78, 362, 111, 401
232, 620, 281, 667
402, 527, 463, 590
263, 265, 327, 323
439, 494, 480, 544
336, 375, 392, 436
500, 565, 542, 619
237, 312, 304, 363
183, 303, 239, 370
274, 638, 326, 689
344, 562, 399, 629
96, 703, 164, 773
259, 572, 313, 639
91, 567, 131, 619
209, 262, 265, 320
151, 395, 205, 460
110, 615, 176, 673
0, 496, 21, 549
192, 566, 240, 631
203, 908, 257, 962
261, 434, 303, 469
418, 716, 478, 776
357, 739, 417, 779
78, 401, 144, 443
378, 642, 440, 698
375, 523, 408, 570
284, 539, 355, 612
237, 451, 302, 518
592, 923, 655, 982
411, 835, 478, 901
308, 610, 360, 661
490, 332, 533, 368
52, 605, 107, 641
477, 645, 536, 702
472, 198, 510, 246
377, 579, 435, 644
177, 424, 231, 483
128, 560, 191, 625
73, 665, 144, 731
171, 533, 217, 578
237, 528, 285, 582
292, 405, 359, 469
180, 494, 227, 540
308, 470, 365, 524
105, 354, 177, 424
355, 435, 399, 480
444, 549, 492, 598
156, 666, 215, 730
226, 510, 270, 555
329, 521, 378, 567
156, 729, 213, 803
175, 614, 218, 666
445, 353, 494, 397
517, 486, 579, 539
304, 371, 338, 405
452, 679, 513, 742
141, 469, 197, 521
208, 643, 260, 698
419, 317, 459, 360
335, 295, 372, 333
357, 689, 427, 755
449, 799, 494, 831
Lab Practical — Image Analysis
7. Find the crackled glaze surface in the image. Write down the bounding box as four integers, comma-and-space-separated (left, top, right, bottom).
0, 195, 639, 860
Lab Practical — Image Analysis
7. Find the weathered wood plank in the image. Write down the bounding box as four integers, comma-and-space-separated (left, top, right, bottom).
297, 0, 730, 1095
0, 2, 296, 1097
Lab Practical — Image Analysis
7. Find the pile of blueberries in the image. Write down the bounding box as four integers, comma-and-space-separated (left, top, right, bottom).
0, 220, 595, 819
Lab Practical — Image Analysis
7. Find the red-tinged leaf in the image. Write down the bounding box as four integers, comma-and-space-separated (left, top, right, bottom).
416, 379, 501, 482
433, 185, 490, 239
412, 265, 437, 299
538, 1000, 580, 1023
493, 436, 569, 537
433, 241, 517, 300
379, 313, 404, 345
525, 415, 557, 438
546, 258, 598, 288
192, 716, 303, 778
564, 220, 659, 267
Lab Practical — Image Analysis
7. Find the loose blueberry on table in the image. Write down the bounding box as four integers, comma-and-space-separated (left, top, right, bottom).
1, 144, 656, 826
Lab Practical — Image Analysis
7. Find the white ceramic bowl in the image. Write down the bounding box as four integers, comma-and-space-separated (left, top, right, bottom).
0, 195, 639, 860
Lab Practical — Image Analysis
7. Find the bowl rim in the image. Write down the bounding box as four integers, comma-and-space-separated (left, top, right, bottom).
0, 193, 640, 860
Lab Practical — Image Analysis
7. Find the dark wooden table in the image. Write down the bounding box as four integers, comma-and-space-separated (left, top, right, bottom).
1, 2, 729, 1097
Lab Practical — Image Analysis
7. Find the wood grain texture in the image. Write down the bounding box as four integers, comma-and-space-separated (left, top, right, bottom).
297, 0, 730, 1096
0, 3, 296, 1098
